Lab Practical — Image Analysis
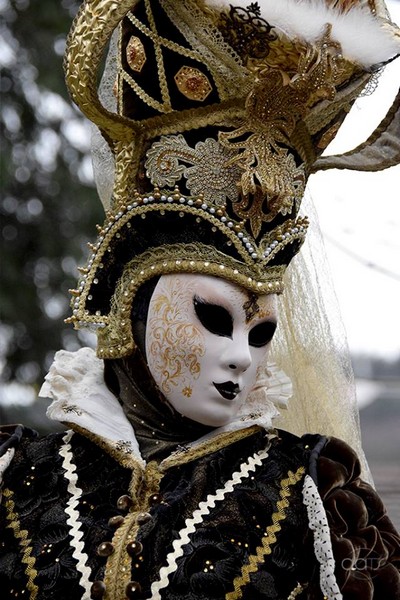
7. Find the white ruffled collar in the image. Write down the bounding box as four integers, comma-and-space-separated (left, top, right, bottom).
40, 347, 292, 465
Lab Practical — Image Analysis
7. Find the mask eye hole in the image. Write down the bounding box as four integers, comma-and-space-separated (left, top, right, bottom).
193, 296, 233, 338
248, 321, 277, 348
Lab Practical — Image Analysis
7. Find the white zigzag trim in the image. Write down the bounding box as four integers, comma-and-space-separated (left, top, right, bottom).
60, 430, 93, 599
302, 474, 342, 600
150, 447, 270, 598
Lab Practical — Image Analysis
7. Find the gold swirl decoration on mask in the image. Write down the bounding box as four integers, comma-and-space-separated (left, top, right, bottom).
146, 286, 204, 395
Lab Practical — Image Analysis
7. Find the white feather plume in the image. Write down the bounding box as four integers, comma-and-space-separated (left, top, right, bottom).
206, 0, 400, 67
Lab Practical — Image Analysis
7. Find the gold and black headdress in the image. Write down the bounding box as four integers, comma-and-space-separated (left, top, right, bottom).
64, 0, 400, 358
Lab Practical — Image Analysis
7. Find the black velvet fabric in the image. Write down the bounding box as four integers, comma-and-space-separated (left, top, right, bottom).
134, 429, 317, 600
1, 425, 399, 599
0, 428, 132, 600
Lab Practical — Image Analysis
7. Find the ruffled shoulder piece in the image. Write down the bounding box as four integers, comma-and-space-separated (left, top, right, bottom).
39, 347, 145, 466
316, 437, 400, 599
40, 348, 292, 466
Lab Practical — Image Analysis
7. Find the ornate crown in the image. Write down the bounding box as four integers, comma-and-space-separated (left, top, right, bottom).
64, 0, 400, 358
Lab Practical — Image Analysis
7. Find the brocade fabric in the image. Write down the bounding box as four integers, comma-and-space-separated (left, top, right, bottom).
0, 426, 399, 599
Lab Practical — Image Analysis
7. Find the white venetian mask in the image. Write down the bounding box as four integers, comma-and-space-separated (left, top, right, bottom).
145, 274, 278, 427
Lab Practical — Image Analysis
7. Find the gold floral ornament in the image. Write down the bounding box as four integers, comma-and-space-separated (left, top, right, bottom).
230, 150, 305, 238
219, 25, 349, 237
145, 135, 242, 205
126, 36, 146, 73
174, 66, 213, 102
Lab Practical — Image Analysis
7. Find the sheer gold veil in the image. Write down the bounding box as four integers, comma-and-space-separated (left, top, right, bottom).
270, 192, 372, 481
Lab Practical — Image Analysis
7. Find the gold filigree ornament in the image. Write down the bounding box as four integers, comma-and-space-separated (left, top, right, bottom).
126, 36, 146, 72
217, 2, 277, 61
145, 135, 242, 205
219, 26, 349, 236
146, 284, 204, 395
174, 66, 213, 102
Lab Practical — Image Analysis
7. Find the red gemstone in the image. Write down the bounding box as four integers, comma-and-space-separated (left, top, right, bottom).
187, 76, 201, 91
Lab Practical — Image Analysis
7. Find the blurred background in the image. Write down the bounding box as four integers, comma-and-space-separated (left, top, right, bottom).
1, 0, 399, 527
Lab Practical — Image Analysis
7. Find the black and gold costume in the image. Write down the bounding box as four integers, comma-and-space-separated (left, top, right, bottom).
1, 421, 399, 599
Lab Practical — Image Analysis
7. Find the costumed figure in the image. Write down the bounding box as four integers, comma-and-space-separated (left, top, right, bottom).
1, 1, 400, 599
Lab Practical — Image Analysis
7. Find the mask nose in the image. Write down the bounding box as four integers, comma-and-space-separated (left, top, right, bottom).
225, 340, 252, 374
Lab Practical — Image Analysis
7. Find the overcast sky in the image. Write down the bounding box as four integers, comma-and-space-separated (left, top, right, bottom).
308, 0, 400, 360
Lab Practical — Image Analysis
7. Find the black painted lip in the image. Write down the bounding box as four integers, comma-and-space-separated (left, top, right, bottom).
213, 381, 240, 400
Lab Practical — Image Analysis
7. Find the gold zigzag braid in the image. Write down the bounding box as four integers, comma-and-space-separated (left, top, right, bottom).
3, 488, 39, 600
226, 466, 306, 600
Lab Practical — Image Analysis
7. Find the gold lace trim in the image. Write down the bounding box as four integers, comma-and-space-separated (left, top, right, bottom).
126, 9, 206, 64
121, 70, 171, 114
112, 138, 144, 210
119, 0, 249, 113
3, 488, 39, 600
162, 0, 250, 101
66, 423, 143, 470
288, 582, 306, 599
160, 425, 265, 472
225, 466, 306, 600
64, 0, 138, 140
145, 0, 171, 108
138, 99, 246, 146
64, 0, 369, 154
123, 3, 173, 113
